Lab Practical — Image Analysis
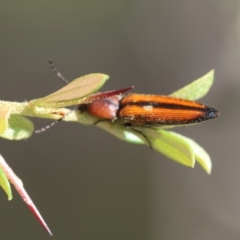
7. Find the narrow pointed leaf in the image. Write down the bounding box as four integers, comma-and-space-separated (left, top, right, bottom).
17, 185, 53, 236
33, 73, 109, 108
0, 154, 52, 236
0, 115, 34, 140
0, 167, 12, 200
170, 70, 214, 101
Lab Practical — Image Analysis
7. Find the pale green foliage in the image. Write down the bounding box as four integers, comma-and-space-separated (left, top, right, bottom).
0, 115, 34, 140
0, 70, 216, 200
170, 70, 214, 101
178, 135, 212, 174
96, 70, 215, 173
138, 128, 195, 167
0, 167, 12, 200
0, 109, 10, 134
0, 73, 109, 200
32, 73, 109, 108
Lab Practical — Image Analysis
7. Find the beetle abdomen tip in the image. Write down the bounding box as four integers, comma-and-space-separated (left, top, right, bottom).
205, 107, 219, 119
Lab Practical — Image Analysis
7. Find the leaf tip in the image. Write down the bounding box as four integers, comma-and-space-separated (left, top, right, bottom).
204, 164, 212, 175
8, 195, 13, 201
208, 69, 215, 77
96, 73, 109, 83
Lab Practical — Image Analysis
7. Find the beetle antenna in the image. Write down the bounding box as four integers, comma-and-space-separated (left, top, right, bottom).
35, 119, 62, 133
49, 59, 69, 84
36, 60, 133, 134
36, 60, 71, 133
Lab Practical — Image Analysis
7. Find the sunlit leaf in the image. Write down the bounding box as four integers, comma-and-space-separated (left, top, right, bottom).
0, 167, 12, 200
97, 122, 195, 168
72, 70, 217, 171
98, 120, 211, 172
0, 115, 34, 140
96, 121, 145, 144
33, 73, 109, 108
176, 135, 212, 174
0, 109, 10, 134
170, 70, 214, 101
138, 128, 195, 167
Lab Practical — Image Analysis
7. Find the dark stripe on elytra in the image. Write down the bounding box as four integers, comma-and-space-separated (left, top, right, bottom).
120, 101, 207, 112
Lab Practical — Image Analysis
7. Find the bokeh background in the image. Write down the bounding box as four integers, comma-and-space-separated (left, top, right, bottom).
0, 1, 239, 239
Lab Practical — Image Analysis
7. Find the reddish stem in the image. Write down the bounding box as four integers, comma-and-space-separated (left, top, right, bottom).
0, 155, 52, 236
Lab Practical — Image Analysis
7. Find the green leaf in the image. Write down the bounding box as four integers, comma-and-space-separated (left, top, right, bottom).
138, 128, 195, 167
33, 73, 109, 108
176, 135, 212, 174
96, 121, 145, 144
0, 115, 34, 140
0, 167, 12, 200
170, 70, 214, 101
97, 122, 195, 168
0, 109, 10, 134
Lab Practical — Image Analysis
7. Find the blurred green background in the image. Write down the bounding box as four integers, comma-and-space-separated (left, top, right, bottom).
0, 1, 238, 239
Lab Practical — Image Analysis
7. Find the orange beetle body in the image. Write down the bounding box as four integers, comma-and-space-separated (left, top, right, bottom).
78, 93, 219, 126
